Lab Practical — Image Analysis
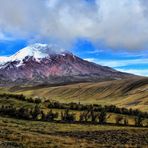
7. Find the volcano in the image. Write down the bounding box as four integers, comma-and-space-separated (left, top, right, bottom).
0, 43, 135, 85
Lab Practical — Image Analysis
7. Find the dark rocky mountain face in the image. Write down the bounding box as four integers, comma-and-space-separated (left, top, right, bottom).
0, 44, 134, 85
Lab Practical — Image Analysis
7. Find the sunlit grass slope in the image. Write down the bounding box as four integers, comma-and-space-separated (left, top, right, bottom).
1, 77, 148, 111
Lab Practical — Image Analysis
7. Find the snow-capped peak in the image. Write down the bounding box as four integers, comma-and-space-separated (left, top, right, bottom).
0, 43, 65, 65
0, 57, 10, 65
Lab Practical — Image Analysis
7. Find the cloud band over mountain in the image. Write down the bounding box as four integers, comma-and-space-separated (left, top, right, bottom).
0, 0, 148, 49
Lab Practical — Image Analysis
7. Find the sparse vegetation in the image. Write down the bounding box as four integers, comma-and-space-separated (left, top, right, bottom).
0, 116, 148, 148
134, 113, 145, 127
0, 93, 148, 147
0, 93, 148, 127
61, 109, 76, 122
115, 116, 123, 125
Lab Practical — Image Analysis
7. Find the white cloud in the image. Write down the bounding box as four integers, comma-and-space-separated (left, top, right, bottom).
116, 68, 148, 76
87, 49, 103, 54
84, 58, 96, 62
85, 58, 148, 68
0, 0, 148, 49
85, 57, 148, 76
0, 32, 13, 41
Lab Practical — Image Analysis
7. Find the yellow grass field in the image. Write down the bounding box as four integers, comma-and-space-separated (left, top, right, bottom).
4, 77, 148, 111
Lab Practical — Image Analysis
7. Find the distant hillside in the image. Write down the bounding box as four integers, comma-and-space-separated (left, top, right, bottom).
5, 77, 148, 111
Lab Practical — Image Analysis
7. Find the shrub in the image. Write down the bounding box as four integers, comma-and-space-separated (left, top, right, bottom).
115, 116, 123, 125
61, 109, 76, 122
45, 110, 58, 121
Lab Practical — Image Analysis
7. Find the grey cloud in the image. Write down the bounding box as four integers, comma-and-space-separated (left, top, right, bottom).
140, 0, 148, 18
0, 0, 147, 49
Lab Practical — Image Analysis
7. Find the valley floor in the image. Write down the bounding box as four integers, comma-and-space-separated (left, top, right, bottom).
0, 116, 148, 148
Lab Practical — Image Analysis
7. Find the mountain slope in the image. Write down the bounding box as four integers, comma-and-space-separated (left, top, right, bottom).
5, 77, 147, 111
0, 43, 134, 85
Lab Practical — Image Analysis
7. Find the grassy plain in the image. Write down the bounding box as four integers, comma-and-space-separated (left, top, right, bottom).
0, 116, 148, 148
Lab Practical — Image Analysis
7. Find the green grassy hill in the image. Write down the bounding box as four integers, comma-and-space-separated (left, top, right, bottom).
5, 77, 148, 111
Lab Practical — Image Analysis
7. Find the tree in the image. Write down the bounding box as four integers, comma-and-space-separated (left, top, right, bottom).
79, 110, 91, 122
32, 105, 42, 120
90, 110, 99, 123
98, 109, 108, 124
124, 118, 128, 126
41, 111, 46, 121
17, 107, 32, 120
61, 109, 76, 122
45, 110, 58, 121
134, 114, 144, 127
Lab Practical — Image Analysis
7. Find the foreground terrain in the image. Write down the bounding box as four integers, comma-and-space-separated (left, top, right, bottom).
0, 75, 147, 147
0, 86, 148, 147
0, 116, 148, 148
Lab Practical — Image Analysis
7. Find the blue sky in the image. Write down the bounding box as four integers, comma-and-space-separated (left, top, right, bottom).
0, 0, 147, 76
73, 39, 148, 76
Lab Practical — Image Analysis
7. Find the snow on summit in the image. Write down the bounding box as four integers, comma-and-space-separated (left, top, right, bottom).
0, 43, 65, 65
